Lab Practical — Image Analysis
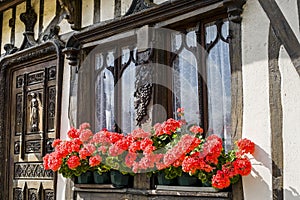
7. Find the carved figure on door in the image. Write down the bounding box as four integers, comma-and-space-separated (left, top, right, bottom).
29, 92, 39, 132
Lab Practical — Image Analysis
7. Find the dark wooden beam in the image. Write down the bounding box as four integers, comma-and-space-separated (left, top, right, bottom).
259, 0, 300, 76
9, 6, 16, 45
268, 26, 284, 200
229, 14, 244, 200
114, 0, 121, 18
0, 13, 2, 55
93, 0, 100, 23
0, 0, 25, 12
70, 0, 224, 45
39, 0, 44, 35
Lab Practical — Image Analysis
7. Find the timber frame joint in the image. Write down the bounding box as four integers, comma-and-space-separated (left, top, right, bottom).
223, 0, 246, 23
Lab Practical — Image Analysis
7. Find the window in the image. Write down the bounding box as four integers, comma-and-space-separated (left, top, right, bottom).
78, 17, 232, 149
167, 18, 231, 149
78, 38, 139, 134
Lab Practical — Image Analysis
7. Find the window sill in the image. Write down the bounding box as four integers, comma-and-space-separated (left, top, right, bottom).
73, 184, 232, 199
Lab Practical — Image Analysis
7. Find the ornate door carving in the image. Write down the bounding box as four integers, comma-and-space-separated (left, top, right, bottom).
9, 60, 58, 200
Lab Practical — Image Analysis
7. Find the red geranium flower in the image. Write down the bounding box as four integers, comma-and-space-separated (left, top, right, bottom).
212, 170, 231, 189
236, 138, 255, 156
67, 155, 81, 169
79, 148, 91, 159
79, 129, 93, 143
67, 127, 80, 139
233, 158, 252, 176
52, 139, 62, 148
89, 155, 102, 167
189, 125, 203, 134
79, 122, 90, 130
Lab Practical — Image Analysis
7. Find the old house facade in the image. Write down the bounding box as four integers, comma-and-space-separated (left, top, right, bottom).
0, 0, 299, 199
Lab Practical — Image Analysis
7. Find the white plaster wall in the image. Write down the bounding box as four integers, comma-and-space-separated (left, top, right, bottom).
275, 0, 300, 41
121, 0, 132, 15
276, 2, 300, 199
1, 9, 12, 53
242, 0, 272, 199
58, 19, 72, 35
279, 46, 300, 200
153, 0, 168, 4
100, 0, 114, 21
242, 0, 300, 199
15, 2, 26, 48
43, 0, 56, 32
57, 58, 72, 200
82, 0, 94, 27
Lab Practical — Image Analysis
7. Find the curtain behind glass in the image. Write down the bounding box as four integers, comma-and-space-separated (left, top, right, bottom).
206, 21, 231, 151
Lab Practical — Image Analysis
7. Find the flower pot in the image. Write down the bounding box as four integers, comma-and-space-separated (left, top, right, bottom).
110, 170, 130, 188
202, 181, 212, 187
93, 171, 111, 184
177, 173, 200, 186
157, 171, 176, 185
77, 171, 93, 184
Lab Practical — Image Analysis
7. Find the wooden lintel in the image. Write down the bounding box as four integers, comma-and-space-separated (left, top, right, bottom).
0, 0, 26, 13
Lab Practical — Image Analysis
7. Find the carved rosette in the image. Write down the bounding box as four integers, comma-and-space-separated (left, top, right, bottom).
134, 48, 153, 126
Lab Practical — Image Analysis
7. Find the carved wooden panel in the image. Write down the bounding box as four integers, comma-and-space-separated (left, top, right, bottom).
13, 188, 23, 200
14, 141, 20, 154
27, 71, 44, 86
47, 87, 56, 131
15, 93, 23, 135
26, 90, 43, 134
44, 190, 54, 200
14, 163, 54, 179
25, 140, 41, 153
9, 61, 58, 200
27, 189, 38, 200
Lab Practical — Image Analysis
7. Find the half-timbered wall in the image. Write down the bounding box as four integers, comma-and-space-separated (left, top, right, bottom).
242, 0, 300, 200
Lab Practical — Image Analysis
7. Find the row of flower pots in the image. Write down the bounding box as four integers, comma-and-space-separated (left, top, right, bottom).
77, 170, 130, 188
77, 170, 210, 188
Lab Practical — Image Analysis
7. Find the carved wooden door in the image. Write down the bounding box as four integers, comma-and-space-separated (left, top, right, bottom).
9, 60, 58, 200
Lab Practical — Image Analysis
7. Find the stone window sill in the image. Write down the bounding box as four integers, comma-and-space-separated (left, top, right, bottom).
73, 184, 232, 199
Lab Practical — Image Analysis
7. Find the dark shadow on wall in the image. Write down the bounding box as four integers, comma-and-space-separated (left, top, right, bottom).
249, 145, 300, 200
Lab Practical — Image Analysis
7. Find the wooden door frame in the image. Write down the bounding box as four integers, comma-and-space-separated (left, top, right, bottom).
0, 40, 64, 200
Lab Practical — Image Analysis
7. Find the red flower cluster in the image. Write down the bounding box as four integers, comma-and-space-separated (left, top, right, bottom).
212, 170, 231, 189
89, 155, 102, 167
67, 127, 80, 139
202, 135, 223, 165
233, 158, 252, 176
182, 152, 214, 174
236, 138, 255, 157
43, 123, 104, 175
209, 138, 255, 189
163, 134, 195, 168
189, 125, 203, 134
43, 112, 256, 189
154, 118, 182, 136
43, 152, 62, 171
67, 155, 81, 169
